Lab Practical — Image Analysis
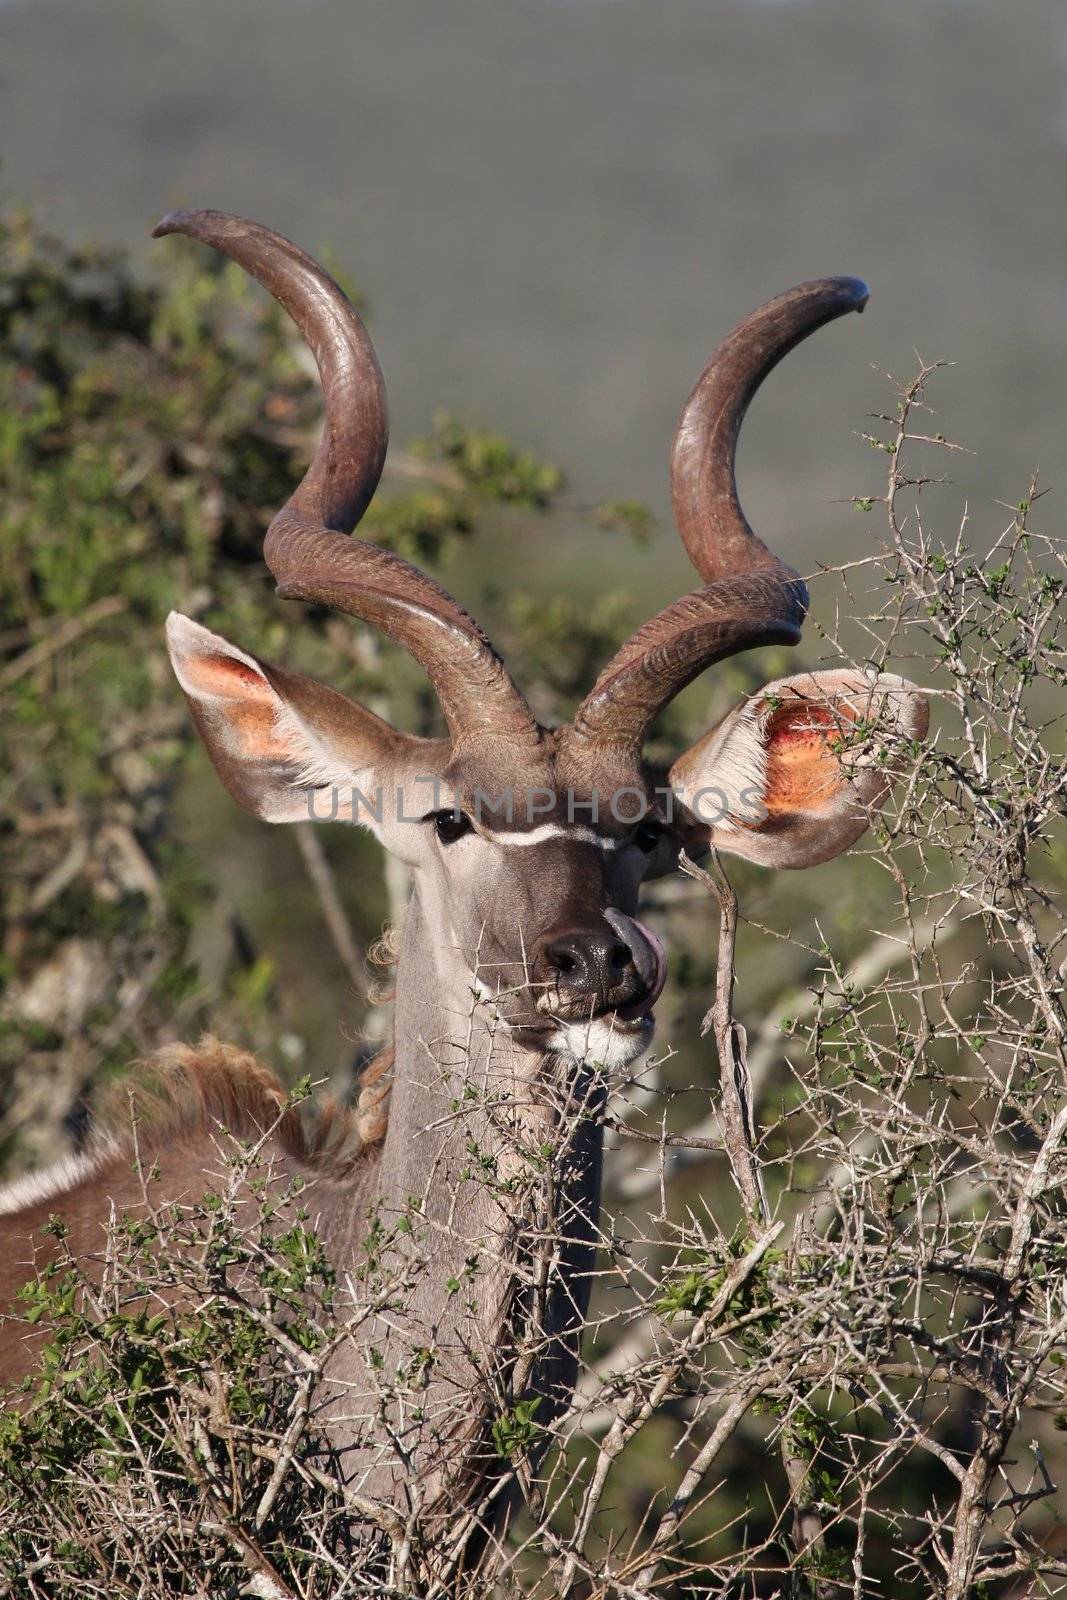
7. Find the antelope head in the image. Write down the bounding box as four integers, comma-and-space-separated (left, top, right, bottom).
159, 210, 928, 1073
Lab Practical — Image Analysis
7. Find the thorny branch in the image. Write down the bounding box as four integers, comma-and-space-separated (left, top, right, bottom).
680, 849, 841, 1597
679, 849, 767, 1227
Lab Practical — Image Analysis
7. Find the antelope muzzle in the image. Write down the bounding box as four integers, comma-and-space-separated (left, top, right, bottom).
533, 910, 666, 1025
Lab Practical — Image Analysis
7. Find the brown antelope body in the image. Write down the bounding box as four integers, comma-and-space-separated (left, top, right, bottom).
0, 211, 928, 1529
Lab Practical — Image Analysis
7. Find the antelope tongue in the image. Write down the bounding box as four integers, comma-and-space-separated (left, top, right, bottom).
608, 915, 668, 1022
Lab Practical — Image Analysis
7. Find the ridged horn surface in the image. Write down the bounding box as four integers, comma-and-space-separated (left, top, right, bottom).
154, 209, 538, 746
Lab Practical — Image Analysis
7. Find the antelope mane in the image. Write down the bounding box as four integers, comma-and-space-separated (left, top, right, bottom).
0, 1036, 394, 1223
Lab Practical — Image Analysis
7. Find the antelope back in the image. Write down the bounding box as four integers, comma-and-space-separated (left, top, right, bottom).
0, 1039, 384, 1388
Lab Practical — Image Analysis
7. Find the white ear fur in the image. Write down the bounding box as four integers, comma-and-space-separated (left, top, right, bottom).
670, 668, 929, 870
165, 612, 397, 832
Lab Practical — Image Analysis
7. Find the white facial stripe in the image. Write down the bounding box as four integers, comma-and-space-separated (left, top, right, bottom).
484, 823, 623, 850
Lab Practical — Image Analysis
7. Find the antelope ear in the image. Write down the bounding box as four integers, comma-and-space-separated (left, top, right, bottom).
668, 669, 929, 869
165, 612, 413, 834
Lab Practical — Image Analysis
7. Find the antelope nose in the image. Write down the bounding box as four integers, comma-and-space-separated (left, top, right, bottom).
541, 929, 634, 997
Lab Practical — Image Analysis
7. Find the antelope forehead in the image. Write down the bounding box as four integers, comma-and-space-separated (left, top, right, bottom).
442, 745, 651, 839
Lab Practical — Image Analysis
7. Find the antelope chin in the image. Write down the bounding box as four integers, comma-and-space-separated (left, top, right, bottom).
547, 1011, 656, 1070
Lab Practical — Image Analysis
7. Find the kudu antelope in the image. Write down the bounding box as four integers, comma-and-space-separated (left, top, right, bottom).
0, 211, 927, 1528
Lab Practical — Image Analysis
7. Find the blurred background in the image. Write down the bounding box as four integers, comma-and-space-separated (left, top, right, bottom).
5, 0, 1067, 549
1, 4, 1066, 1587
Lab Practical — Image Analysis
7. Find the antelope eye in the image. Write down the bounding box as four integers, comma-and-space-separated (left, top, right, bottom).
634, 818, 663, 852
432, 809, 472, 845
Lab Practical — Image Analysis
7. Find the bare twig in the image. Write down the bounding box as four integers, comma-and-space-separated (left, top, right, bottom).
293, 820, 368, 995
